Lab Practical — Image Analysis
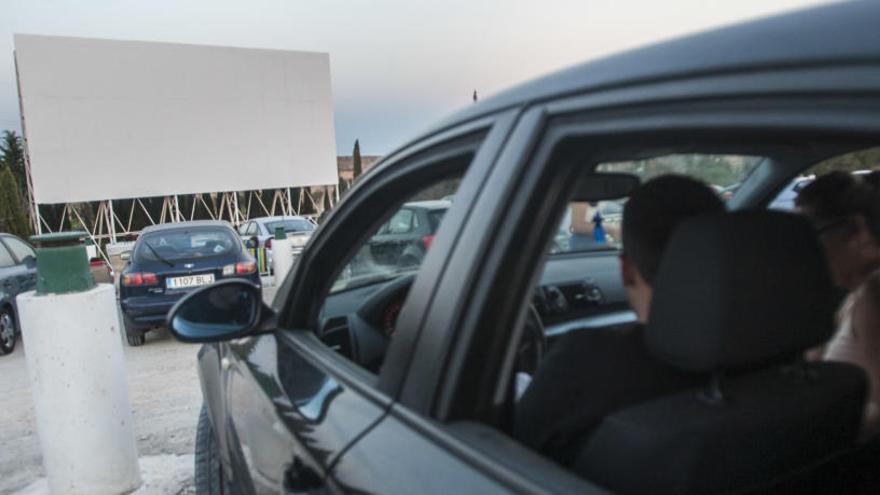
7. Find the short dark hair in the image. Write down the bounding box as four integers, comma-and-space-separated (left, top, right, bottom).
622, 175, 725, 285
796, 170, 880, 241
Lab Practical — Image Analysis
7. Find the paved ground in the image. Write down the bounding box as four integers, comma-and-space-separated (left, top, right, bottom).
0, 328, 203, 494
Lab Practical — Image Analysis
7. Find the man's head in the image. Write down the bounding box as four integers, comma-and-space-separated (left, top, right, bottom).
620, 175, 725, 322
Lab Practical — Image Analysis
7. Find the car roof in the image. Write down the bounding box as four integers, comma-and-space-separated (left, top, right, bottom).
428, 1, 880, 133
404, 200, 451, 211
140, 220, 233, 234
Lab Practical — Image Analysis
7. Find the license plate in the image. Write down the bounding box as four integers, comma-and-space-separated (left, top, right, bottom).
166, 274, 215, 289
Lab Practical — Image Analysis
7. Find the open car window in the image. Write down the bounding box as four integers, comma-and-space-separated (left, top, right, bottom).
551, 154, 763, 254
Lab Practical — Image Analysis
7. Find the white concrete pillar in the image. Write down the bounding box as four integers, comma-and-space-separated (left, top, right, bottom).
18, 232, 141, 494
272, 236, 294, 286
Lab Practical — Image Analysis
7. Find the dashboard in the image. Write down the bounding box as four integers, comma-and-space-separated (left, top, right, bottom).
318, 250, 630, 369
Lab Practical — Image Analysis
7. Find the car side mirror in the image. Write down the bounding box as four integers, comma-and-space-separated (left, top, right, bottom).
167, 280, 273, 343
23, 255, 36, 268
120, 251, 131, 261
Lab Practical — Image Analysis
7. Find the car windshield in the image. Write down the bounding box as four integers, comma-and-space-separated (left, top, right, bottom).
552, 154, 763, 254
264, 219, 315, 234
136, 227, 238, 262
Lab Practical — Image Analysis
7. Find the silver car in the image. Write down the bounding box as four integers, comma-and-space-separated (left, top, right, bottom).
237, 216, 316, 271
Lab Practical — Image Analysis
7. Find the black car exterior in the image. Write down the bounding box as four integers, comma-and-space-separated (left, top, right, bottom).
170, 3, 880, 494
119, 221, 259, 346
0, 234, 37, 355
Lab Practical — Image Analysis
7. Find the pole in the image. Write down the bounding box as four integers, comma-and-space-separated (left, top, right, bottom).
271, 226, 293, 286
232, 192, 241, 225
34, 204, 43, 235
108, 200, 117, 244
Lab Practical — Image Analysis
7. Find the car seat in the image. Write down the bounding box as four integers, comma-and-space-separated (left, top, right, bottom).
573, 211, 867, 494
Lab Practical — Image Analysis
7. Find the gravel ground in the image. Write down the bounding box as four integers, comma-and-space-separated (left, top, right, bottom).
0, 284, 278, 495
0, 328, 203, 494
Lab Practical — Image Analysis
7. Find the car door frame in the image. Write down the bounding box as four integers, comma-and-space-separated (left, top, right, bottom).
248, 110, 519, 489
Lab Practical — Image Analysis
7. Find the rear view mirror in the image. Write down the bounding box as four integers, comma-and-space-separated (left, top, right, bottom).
167, 280, 265, 342
571, 173, 640, 202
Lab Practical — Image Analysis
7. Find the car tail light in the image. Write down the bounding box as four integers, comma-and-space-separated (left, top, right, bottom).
236, 262, 256, 275
265, 238, 272, 250
422, 235, 435, 250
224, 262, 256, 276
122, 272, 158, 286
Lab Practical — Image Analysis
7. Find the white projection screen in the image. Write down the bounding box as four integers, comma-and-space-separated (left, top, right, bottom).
14, 34, 338, 204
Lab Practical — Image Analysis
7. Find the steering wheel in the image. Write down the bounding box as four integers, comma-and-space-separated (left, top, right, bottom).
347, 274, 546, 374
346, 274, 417, 371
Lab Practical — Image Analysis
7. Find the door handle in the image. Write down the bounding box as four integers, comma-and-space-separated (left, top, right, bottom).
283, 457, 324, 494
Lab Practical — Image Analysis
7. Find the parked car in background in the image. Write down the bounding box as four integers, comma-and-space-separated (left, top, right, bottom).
238, 216, 316, 271
0, 234, 37, 355
118, 221, 259, 346
89, 258, 113, 284
767, 176, 813, 211
769, 170, 874, 211
366, 200, 449, 268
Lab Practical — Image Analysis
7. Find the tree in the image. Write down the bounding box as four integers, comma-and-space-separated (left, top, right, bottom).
352, 139, 363, 179
0, 167, 31, 238
0, 131, 28, 207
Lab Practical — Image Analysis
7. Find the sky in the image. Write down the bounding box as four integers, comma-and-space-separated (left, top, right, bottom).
1, 0, 833, 156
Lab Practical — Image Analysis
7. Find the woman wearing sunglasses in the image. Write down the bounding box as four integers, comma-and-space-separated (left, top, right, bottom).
798, 170, 880, 437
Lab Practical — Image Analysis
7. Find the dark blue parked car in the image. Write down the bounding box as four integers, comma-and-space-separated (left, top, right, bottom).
119, 221, 259, 346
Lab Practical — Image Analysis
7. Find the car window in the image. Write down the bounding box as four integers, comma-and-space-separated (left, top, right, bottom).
136, 227, 238, 261
0, 245, 16, 268
551, 154, 762, 254
428, 210, 445, 231
3, 236, 35, 263
246, 222, 259, 236
265, 219, 314, 234
385, 209, 415, 234
330, 185, 456, 295
308, 134, 479, 376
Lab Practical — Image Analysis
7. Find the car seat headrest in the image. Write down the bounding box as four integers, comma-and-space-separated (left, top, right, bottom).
646, 211, 837, 372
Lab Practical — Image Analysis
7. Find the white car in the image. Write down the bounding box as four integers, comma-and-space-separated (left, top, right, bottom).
769, 170, 873, 211
237, 216, 316, 270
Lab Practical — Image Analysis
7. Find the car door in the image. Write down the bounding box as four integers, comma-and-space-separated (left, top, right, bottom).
0, 244, 21, 299
1, 235, 37, 294
213, 119, 510, 494
325, 107, 603, 494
